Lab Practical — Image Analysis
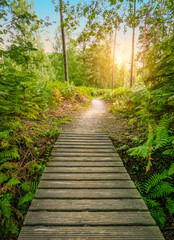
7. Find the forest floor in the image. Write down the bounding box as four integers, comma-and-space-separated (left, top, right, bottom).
60, 98, 173, 240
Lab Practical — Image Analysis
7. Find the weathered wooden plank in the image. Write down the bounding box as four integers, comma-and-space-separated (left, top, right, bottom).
41, 173, 131, 180
44, 167, 126, 173
18, 226, 164, 240
30, 199, 147, 211
54, 144, 114, 149
35, 189, 140, 199
50, 156, 121, 161
60, 133, 108, 137
51, 153, 118, 157
38, 180, 135, 189
58, 136, 109, 140
24, 211, 155, 226
55, 139, 112, 146
52, 148, 115, 153
48, 161, 124, 167
56, 139, 112, 143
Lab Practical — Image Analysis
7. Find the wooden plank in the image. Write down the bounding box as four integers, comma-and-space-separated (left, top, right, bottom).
48, 161, 124, 167
24, 211, 155, 226
30, 199, 147, 211
52, 149, 115, 153
51, 153, 117, 157
38, 180, 135, 189
41, 173, 131, 180
18, 226, 164, 240
54, 144, 114, 149
55, 141, 113, 145
58, 136, 110, 140
60, 133, 108, 137
50, 156, 121, 161
56, 139, 111, 143
44, 167, 126, 173
35, 189, 140, 199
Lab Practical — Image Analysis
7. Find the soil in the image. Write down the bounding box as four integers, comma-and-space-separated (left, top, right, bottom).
63, 98, 129, 138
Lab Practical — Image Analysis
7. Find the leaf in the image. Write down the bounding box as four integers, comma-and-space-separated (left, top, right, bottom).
18, 192, 35, 206
7, 178, 21, 187
168, 163, 174, 176
0, 147, 20, 160
20, 182, 31, 192
165, 198, 174, 217
127, 145, 151, 158
1, 198, 11, 218
11, 222, 19, 235
0, 172, 9, 185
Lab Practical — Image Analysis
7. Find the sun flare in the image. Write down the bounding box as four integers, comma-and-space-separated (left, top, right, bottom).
115, 51, 126, 68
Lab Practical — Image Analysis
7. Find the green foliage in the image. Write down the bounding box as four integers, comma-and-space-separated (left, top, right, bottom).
135, 165, 174, 229
128, 116, 174, 171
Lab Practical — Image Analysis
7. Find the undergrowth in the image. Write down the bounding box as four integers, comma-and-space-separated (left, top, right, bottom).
105, 85, 174, 233
0, 82, 94, 239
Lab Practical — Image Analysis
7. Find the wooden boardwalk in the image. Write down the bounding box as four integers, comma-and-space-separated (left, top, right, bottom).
18, 132, 164, 239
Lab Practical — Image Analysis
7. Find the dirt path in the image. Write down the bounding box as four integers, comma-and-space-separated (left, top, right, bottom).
64, 98, 128, 140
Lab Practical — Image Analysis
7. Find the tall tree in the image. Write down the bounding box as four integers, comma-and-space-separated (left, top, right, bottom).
112, 0, 119, 89
59, 0, 69, 82
130, 0, 136, 88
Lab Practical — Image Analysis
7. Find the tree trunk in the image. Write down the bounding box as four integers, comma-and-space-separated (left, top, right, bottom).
130, 0, 136, 88
59, 0, 69, 82
112, 1, 119, 89
112, 29, 117, 89
2, 52, 5, 70
156, 0, 164, 44
143, 6, 153, 77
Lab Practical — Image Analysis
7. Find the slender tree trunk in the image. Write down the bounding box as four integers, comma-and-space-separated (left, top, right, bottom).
143, 7, 153, 77
2, 52, 5, 70
112, 29, 117, 89
130, 0, 136, 88
59, 0, 69, 82
112, 1, 119, 89
156, 0, 164, 44
143, 19, 147, 71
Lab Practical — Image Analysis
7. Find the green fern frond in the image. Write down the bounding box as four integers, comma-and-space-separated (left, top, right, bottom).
144, 172, 169, 194
20, 182, 31, 192
149, 207, 166, 229
168, 163, 174, 176
0, 147, 19, 160
7, 178, 21, 187
0, 130, 10, 140
149, 181, 174, 199
127, 145, 151, 158
143, 197, 160, 208
134, 180, 144, 195
165, 198, 174, 217
18, 192, 35, 206
0, 172, 9, 185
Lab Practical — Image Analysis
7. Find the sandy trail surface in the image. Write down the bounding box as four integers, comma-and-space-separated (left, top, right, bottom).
64, 98, 121, 134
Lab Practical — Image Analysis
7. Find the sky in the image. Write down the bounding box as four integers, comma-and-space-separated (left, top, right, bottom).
29, 0, 139, 64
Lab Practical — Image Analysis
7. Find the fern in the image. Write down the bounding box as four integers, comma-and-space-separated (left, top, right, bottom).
7, 178, 21, 187
149, 207, 166, 229
149, 181, 174, 199
18, 192, 35, 206
135, 163, 174, 229
127, 145, 151, 158
143, 197, 160, 208
0, 130, 10, 140
168, 163, 174, 176
165, 198, 174, 217
144, 172, 170, 194
0, 147, 19, 160
0, 173, 9, 185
